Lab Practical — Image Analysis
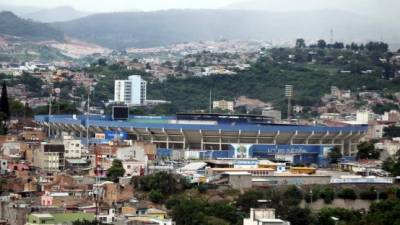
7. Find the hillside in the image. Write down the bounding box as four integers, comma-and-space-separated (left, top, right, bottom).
0, 11, 64, 41
53, 9, 395, 49
86, 45, 400, 114
23, 6, 90, 23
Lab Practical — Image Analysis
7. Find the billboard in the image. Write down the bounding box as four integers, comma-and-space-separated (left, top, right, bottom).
112, 106, 129, 120
104, 131, 128, 140
231, 144, 252, 158
228, 144, 331, 165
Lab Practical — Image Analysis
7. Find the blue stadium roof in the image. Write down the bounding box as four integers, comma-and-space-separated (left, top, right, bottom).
34, 114, 368, 133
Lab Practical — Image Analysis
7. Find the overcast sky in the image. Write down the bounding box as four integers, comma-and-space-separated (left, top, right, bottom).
0, 0, 242, 12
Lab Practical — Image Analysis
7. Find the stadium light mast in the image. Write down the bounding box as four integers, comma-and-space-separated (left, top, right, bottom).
86, 84, 93, 147
48, 82, 53, 138
285, 85, 293, 120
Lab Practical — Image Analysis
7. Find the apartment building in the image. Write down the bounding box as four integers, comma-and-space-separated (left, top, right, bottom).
34, 143, 65, 173
114, 75, 147, 105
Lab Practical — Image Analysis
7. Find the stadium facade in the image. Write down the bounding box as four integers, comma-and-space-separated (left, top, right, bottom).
34, 113, 368, 166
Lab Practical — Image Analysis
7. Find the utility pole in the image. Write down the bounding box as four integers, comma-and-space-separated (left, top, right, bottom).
285, 85, 293, 120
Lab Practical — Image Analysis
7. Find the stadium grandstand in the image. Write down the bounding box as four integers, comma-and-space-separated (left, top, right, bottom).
34, 113, 368, 166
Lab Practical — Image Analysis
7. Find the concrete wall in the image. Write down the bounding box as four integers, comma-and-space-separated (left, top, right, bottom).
300, 199, 373, 211
228, 174, 252, 189
252, 176, 331, 186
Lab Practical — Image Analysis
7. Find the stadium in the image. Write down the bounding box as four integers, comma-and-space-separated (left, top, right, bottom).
34, 113, 368, 166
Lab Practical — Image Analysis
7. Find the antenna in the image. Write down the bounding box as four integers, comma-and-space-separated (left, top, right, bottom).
330, 29, 334, 44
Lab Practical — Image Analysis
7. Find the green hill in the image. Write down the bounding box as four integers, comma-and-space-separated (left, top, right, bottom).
53, 9, 396, 50
147, 47, 400, 113
0, 11, 64, 41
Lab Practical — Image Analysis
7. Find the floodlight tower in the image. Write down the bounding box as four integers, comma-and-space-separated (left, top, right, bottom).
285, 85, 293, 120
48, 82, 53, 138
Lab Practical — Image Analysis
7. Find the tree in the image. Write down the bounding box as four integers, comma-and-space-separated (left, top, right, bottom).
170, 198, 208, 225
295, 38, 306, 48
382, 152, 400, 176
107, 159, 125, 182
284, 207, 315, 225
283, 186, 303, 205
360, 187, 378, 200
131, 172, 189, 196
357, 141, 380, 159
0, 81, 9, 135
332, 42, 344, 49
365, 41, 388, 53
328, 146, 342, 164
149, 190, 164, 203
384, 126, 400, 139
372, 103, 399, 115
145, 62, 152, 70
317, 208, 362, 225
0, 81, 10, 119
236, 190, 263, 212
320, 187, 335, 204
317, 39, 327, 49
97, 58, 107, 66
337, 188, 357, 200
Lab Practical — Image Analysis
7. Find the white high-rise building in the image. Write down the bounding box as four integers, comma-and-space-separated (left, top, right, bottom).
114, 75, 147, 105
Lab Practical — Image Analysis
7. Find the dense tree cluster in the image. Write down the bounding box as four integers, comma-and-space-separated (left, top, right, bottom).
357, 141, 381, 159
382, 152, 400, 176
131, 172, 190, 203
384, 126, 400, 139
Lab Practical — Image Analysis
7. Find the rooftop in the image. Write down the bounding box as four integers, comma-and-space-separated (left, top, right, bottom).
35, 114, 368, 133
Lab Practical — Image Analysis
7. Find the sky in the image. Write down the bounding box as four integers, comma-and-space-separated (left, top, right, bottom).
0, 0, 242, 12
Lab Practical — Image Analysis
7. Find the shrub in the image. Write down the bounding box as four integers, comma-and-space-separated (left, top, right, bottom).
283, 186, 303, 205
359, 188, 378, 200
304, 188, 320, 203
338, 188, 357, 200
379, 191, 388, 200
396, 189, 400, 199
149, 190, 164, 203
320, 187, 335, 204
236, 190, 264, 212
